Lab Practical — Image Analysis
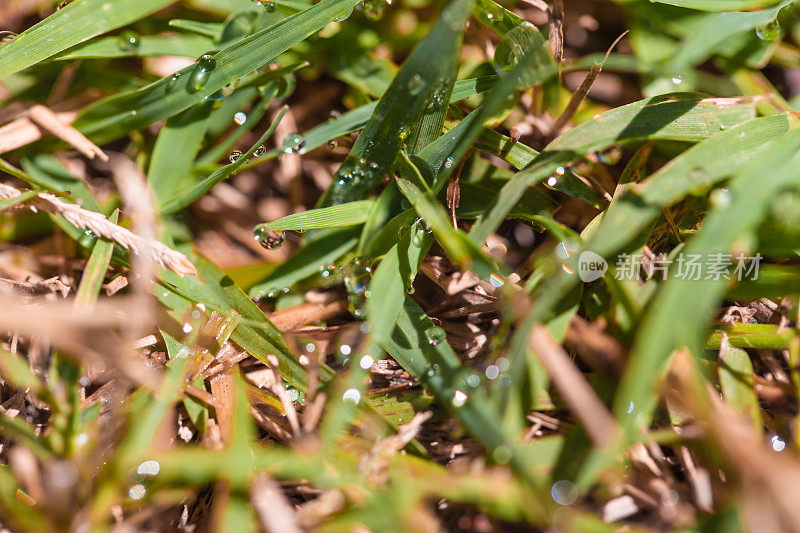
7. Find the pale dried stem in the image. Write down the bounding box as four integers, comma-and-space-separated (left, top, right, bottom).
529, 324, 617, 447
0, 182, 197, 277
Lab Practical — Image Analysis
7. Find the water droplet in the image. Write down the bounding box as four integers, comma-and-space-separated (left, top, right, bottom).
340, 344, 352, 356
129, 484, 146, 500
452, 389, 468, 407
263, 0, 277, 12
234, 112, 247, 125
551, 480, 578, 505
117, 30, 140, 53
182, 323, 193, 334
496, 357, 510, 372
253, 145, 267, 157
305, 342, 316, 352
408, 74, 425, 95
342, 388, 361, 404
205, 89, 224, 102
327, 139, 337, 149
282, 133, 306, 154
756, 19, 780, 41
555, 166, 565, 176
485, 365, 500, 379
425, 326, 446, 346
166, 72, 181, 90
772, 435, 786, 450
407, 285, 415, 295
0, 32, 17, 46
488, 273, 504, 288
254, 226, 285, 250
710, 187, 732, 208
229, 149, 243, 163
187, 53, 216, 93
359, 355, 374, 369
299, 355, 309, 365
547, 176, 558, 187
57, 0, 70, 9
444, 157, 454, 169
671, 75, 683, 85
136, 460, 160, 476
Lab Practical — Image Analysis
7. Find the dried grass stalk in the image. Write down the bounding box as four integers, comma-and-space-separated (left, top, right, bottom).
0, 182, 197, 276
26, 105, 108, 161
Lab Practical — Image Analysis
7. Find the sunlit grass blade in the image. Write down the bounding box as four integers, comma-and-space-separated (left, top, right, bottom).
0, 0, 177, 79
254, 200, 374, 231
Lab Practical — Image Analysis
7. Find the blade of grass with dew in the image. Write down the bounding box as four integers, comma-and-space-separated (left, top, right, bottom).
52, 34, 214, 60
74, 211, 119, 309
317, 0, 474, 206
254, 200, 374, 232
248, 227, 360, 298
467, 93, 758, 245
70, 0, 360, 143
0, 0, 177, 79
668, 0, 795, 71
148, 104, 214, 203
159, 106, 286, 214
718, 336, 762, 428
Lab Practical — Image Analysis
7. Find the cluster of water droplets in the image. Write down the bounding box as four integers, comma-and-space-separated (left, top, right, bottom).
229, 144, 266, 163
344, 257, 373, 318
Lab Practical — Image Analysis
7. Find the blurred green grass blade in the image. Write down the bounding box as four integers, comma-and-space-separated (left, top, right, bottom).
708, 324, 800, 350
652, 0, 782, 9
53, 34, 214, 60
254, 200, 374, 231
248, 227, 360, 298
169, 19, 224, 39
668, 0, 793, 70
148, 104, 214, 204
614, 128, 800, 437
725, 264, 800, 300
468, 93, 757, 245
317, 0, 474, 206
367, 219, 430, 345
0, 0, 176, 79
18, 154, 100, 211
718, 337, 762, 427
74, 211, 118, 309
72, 0, 359, 143
160, 106, 286, 214
0, 466, 46, 532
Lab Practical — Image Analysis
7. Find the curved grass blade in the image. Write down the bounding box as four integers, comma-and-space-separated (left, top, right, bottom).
652, 0, 781, 10
254, 200, 374, 232
53, 34, 214, 61
0, 0, 177, 79
468, 93, 757, 245
71, 0, 359, 143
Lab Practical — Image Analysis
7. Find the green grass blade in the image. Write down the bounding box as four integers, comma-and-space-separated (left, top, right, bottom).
317, 0, 474, 206
74, 211, 119, 309
71, 0, 359, 143
254, 200, 374, 231
0, 0, 176, 79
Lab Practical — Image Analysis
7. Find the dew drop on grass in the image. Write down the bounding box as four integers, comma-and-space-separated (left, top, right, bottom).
229, 149, 243, 163
756, 19, 780, 41
0, 32, 17, 46
408, 73, 425, 95
263, 0, 277, 12
444, 157, 454, 169
205, 89, 224, 102
253, 145, 267, 157
282, 133, 306, 153
425, 326, 446, 346
129, 484, 146, 500
671, 75, 682, 85
234, 112, 247, 125
342, 388, 361, 404
452, 389, 468, 407
547, 176, 558, 187
186, 53, 216, 93
118, 30, 140, 53
254, 226, 285, 250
